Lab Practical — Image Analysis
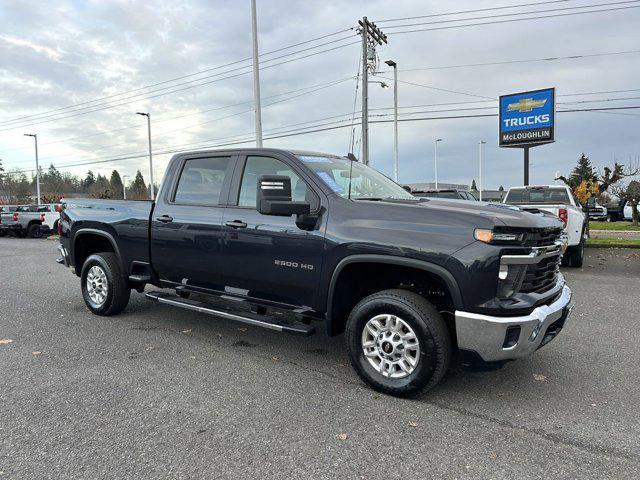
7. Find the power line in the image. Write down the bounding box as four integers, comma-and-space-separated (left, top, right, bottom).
32, 78, 353, 164
8, 104, 640, 175
386, 4, 640, 35
0, 38, 359, 131
374, 75, 494, 99
374, 0, 572, 22
382, 0, 640, 29
0, 27, 354, 125
0, 76, 356, 155
375, 49, 640, 72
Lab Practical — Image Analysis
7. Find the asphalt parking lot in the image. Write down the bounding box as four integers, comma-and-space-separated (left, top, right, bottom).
1, 237, 639, 479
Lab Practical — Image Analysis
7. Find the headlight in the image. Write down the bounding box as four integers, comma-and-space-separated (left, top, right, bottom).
475, 229, 523, 244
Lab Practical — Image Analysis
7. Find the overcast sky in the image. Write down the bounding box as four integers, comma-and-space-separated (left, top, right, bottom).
1, 0, 639, 190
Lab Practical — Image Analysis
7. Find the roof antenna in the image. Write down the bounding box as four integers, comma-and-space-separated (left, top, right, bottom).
346, 153, 357, 200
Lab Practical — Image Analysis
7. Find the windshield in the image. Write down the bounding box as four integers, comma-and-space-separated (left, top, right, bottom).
504, 188, 570, 205
297, 155, 415, 200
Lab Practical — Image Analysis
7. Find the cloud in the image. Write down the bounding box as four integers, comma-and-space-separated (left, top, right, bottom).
0, 0, 639, 190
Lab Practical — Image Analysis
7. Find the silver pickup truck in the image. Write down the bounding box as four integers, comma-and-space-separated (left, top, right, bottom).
0, 205, 59, 238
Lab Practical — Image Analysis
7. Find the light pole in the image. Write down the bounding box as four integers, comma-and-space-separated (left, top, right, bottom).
136, 112, 154, 200
385, 60, 398, 182
122, 174, 128, 200
250, 0, 263, 147
478, 140, 486, 201
434, 138, 442, 189
23, 133, 40, 205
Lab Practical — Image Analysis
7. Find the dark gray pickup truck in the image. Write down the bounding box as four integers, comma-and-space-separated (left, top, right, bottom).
58, 148, 574, 395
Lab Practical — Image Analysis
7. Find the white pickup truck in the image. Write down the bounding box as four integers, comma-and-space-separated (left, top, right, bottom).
503, 185, 587, 267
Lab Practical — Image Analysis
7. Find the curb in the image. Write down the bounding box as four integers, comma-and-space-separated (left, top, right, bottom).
585, 244, 640, 249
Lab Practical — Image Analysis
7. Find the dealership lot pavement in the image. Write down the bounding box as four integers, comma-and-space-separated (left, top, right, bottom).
1, 238, 639, 479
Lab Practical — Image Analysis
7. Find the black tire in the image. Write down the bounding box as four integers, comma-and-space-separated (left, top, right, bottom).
569, 240, 584, 268
81, 252, 130, 316
27, 223, 43, 238
345, 289, 452, 397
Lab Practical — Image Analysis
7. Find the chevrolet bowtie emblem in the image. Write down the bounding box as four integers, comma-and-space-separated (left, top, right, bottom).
507, 98, 547, 113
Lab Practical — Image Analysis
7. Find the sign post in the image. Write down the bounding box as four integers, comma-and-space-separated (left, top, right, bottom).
499, 88, 555, 185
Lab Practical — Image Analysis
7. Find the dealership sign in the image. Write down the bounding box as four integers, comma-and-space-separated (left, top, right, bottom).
499, 88, 555, 147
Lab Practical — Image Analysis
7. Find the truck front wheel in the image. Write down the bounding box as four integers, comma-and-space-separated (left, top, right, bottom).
345, 289, 451, 397
81, 252, 130, 316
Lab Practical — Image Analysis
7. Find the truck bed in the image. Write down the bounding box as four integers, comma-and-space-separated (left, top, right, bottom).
62, 198, 153, 265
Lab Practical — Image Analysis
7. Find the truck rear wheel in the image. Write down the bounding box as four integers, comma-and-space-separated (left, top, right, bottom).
345, 289, 451, 397
81, 252, 130, 316
27, 223, 43, 238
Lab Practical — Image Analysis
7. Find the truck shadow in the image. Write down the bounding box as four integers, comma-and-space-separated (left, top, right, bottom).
126, 291, 568, 404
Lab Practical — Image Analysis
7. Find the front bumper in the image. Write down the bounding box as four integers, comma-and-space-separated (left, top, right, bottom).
455, 284, 574, 362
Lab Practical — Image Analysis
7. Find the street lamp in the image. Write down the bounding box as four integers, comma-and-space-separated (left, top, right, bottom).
385, 60, 399, 182
23, 133, 40, 205
369, 80, 389, 89
136, 112, 154, 200
478, 140, 487, 201
122, 174, 128, 200
434, 138, 442, 189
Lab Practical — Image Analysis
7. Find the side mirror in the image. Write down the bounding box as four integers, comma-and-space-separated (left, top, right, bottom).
256, 175, 311, 216
402, 185, 412, 193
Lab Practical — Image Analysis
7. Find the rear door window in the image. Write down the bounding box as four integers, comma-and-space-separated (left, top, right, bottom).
173, 156, 233, 205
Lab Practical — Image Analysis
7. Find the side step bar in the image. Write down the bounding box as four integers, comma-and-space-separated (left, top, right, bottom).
145, 291, 315, 336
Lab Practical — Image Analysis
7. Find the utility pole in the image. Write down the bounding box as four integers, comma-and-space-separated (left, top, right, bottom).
250, 0, 263, 147
23, 133, 40, 205
136, 112, 154, 200
434, 138, 442, 189
385, 60, 398, 181
122, 174, 128, 200
478, 140, 487, 201
358, 16, 387, 165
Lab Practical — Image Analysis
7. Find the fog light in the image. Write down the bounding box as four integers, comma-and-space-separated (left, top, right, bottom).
497, 264, 527, 299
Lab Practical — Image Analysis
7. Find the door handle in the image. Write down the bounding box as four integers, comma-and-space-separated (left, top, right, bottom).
156, 215, 173, 223
225, 220, 247, 229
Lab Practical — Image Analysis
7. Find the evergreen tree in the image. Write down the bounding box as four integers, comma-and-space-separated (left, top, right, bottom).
130, 170, 148, 199
498, 185, 504, 192
110, 170, 123, 198
83, 170, 96, 192
470, 179, 478, 191
0, 158, 5, 188
567, 154, 597, 190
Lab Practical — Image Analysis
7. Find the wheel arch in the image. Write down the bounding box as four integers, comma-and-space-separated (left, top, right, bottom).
325, 254, 463, 337
72, 228, 125, 277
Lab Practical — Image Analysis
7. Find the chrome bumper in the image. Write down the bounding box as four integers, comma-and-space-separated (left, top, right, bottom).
455, 284, 574, 362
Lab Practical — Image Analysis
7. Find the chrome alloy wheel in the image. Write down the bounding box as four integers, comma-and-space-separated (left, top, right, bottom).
361, 314, 420, 379
86, 265, 108, 306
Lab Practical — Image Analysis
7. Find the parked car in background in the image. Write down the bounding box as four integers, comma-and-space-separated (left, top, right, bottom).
586, 198, 608, 221
411, 188, 478, 201
503, 185, 587, 267
35, 203, 63, 233
4, 204, 61, 238
603, 198, 627, 222
623, 202, 639, 221
0, 205, 20, 236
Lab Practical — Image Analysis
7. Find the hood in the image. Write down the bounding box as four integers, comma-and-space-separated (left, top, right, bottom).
354, 197, 564, 230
